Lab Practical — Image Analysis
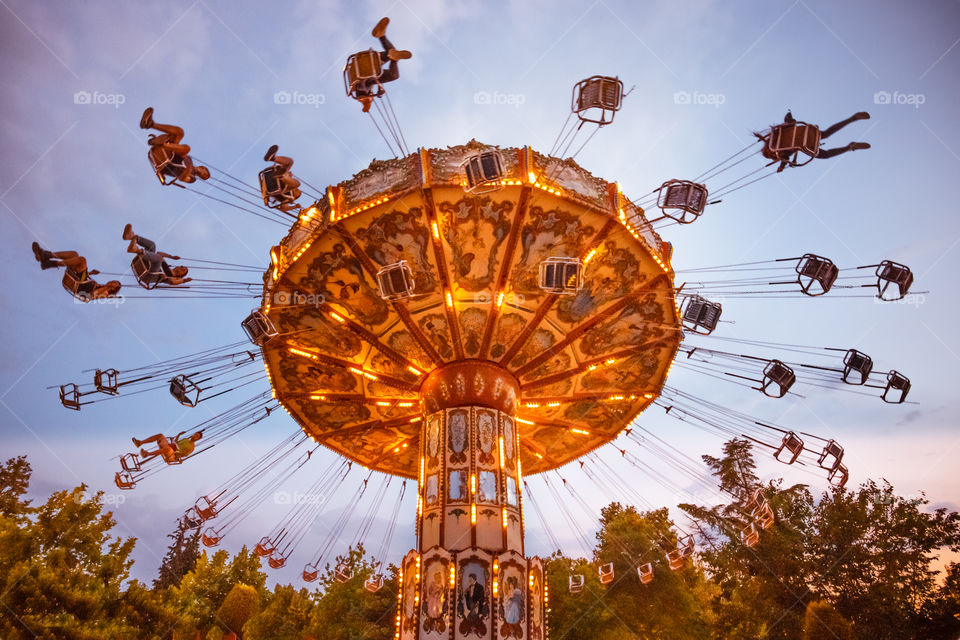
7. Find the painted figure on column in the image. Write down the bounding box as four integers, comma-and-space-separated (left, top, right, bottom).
421, 563, 448, 633
499, 574, 525, 638
458, 568, 489, 636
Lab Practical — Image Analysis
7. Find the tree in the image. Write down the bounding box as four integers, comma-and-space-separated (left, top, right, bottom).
303, 545, 399, 640
242, 584, 314, 640
168, 547, 269, 638
802, 601, 853, 640
216, 583, 260, 637
917, 562, 960, 639
156, 514, 202, 590
0, 455, 32, 519
680, 439, 814, 640
808, 481, 960, 640
0, 483, 159, 639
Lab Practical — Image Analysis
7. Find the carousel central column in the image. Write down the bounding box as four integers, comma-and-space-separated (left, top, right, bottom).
397, 361, 546, 640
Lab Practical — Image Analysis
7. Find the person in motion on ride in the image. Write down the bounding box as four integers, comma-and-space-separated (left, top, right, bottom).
133, 430, 203, 464
354, 17, 412, 113
263, 144, 302, 212
759, 110, 871, 172
140, 107, 211, 183
123, 224, 192, 286
31, 242, 121, 300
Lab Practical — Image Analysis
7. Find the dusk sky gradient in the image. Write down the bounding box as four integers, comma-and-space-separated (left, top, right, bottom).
1, 0, 958, 585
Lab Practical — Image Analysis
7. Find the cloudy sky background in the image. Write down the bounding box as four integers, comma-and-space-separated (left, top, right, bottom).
2, 0, 958, 585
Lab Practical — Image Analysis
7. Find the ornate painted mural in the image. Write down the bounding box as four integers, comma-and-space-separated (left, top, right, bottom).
260, 142, 682, 477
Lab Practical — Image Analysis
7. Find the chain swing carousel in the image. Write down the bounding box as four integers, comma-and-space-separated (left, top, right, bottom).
39, 17, 922, 640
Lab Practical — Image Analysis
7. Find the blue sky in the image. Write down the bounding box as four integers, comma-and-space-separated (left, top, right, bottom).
2, 0, 959, 585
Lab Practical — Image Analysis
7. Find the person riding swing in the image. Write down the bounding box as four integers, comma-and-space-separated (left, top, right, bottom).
758, 110, 871, 172
132, 431, 203, 464
351, 17, 412, 113
31, 242, 122, 301
140, 107, 211, 184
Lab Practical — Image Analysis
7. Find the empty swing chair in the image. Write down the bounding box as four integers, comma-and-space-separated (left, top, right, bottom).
461, 150, 505, 194
364, 573, 385, 593
114, 471, 137, 490
881, 370, 911, 404
241, 309, 279, 346
774, 431, 805, 464
169, 374, 205, 407
254, 536, 276, 558
119, 453, 142, 473
598, 562, 615, 584
376, 260, 416, 301
666, 548, 685, 571
657, 179, 710, 224
817, 439, 844, 471
828, 463, 849, 489
765, 120, 821, 168
873, 260, 914, 301
680, 294, 722, 335
302, 563, 320, 583
741, 522, 761, 548
757, 502, 776, 529
795, 253, 839, 296
539, 257, 583, 294
842, 349, 873, 385
569, 574, 585, 593
637, 562, 654, 585
743, 488, 767, 518
572, 76, 625, 126
94, 368, 120, 395
200, 528, 222, 548
334, 561, 354, 583
268, 554, 288, 570
193, 495, 218, 521
59, 383, 93, 411
759, 360, 796, 398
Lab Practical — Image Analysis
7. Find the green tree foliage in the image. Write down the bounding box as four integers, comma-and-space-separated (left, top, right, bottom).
242, 584, 315, 640
0, 455, 32, 519
216, 582, 260, 635
156, 514, 201, 590
3, 451, 959, 640
802, 600, 854, 640
0, 468, 172, 639
917, 562, 960, 638
168, 546, 268, 638
807, 481, 960, 639
680, 438, 814, 639
303, 545, 399, 640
